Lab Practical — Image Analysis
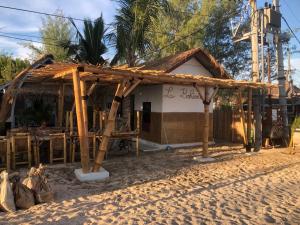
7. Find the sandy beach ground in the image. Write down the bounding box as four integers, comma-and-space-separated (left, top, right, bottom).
0, 145, 299, 225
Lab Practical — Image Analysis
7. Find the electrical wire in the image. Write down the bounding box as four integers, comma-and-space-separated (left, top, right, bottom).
0, 31, 77, 44
282, 16, 300, 46
0, 34, 61, 47
0, 5, 85, 21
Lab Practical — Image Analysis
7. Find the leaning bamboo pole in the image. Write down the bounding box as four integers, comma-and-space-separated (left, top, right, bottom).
92, 82, 125, 172
72, 69, 89, 173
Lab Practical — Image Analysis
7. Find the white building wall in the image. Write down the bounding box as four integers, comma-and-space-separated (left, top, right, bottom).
162, 84, 213, 112
170, 57, 211, 76
134, 57, 214, 113
162, 57, 214, 113
134, 85, 163, 112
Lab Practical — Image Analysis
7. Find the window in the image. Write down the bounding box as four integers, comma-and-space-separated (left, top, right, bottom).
142, 102, 151, 132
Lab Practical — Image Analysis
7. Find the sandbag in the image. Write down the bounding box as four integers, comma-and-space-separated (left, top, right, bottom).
35, 164, 53, 203
0, 171, 16, 212
22, 167, 40, 193
23, 164, 53, 204
12, 176, 35, 209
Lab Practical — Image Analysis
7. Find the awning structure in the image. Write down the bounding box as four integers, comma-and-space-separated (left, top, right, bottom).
18, 62, 275, 173
27, 63, 273, 89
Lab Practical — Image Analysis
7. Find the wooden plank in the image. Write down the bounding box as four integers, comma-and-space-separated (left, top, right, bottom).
92, 82, 126, 172
72, 69, 89, 173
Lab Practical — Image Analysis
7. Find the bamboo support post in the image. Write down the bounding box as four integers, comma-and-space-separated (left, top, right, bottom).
80, 80, 90, 163
247, 88, 253, 151
57, 83, 65, 127
93, 82, 125, 172
136, 111, 140, 157
238, 90, 248, 145
194, 85, 218, 157
63, 133, 67, 164
6, 138, 10, 172
66, 111, 70, 131
72, 69, 89, 173
202, 87, 210, 157
11, 136, 15, 170
27, 135, 32, 167
50, 138, 53, 164
93, 110, 97, 130
70, 111, 74, 134
99, 111, 103, 132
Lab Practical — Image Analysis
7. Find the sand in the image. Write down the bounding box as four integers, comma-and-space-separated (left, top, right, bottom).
0, 145, 299, 225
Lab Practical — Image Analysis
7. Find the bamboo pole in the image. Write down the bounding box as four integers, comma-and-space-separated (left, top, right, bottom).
72, 69, 89, 173
238, 90, 248, 145
57, 83, 65, 127
80, 80, 90, 162
6, 138, 10, 172
65, 111, 70, 131
92, 82, 125, 172
99, 111, 103, 132
203, 87, 210, 157
93, 110, 97, 130
247, 88, 253, 152
70, 111, 74, 134
136, 111, 140, 157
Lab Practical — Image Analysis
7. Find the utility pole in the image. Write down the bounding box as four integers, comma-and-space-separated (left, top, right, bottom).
273, 0, 289, 143
250, 0, 262, 151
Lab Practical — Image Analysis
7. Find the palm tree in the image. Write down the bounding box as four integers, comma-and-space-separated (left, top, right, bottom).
109, 0, 169, 67
66, 15, 107, 65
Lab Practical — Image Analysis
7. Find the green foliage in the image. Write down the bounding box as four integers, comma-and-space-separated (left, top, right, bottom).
67, 16, 107, 65
291, 116, 300, 134
0, 54, 30, 84
25, 10, 73, 61
147, 0, 251, 79
109, 0, 170, 66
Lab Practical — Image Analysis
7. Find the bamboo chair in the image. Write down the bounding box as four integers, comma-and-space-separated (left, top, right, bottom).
49, 133, 67, 164
0, 136, 11, 172
10, 133, 32, 169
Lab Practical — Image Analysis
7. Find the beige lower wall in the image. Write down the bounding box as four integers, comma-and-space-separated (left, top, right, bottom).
138, 111, 213, 145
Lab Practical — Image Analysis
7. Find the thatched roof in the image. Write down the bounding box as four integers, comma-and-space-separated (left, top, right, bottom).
0, 54, 54, 122
141, 48, 231, 79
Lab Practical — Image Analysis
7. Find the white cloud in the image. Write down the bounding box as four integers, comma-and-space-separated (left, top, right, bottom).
0, 0, 116, 59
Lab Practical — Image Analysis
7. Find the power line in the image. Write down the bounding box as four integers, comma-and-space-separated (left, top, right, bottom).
0, 31, 77, 44
282, 16, 300, 46
0, 5, 85, 21
0, 34, 60, 47
0, 5, 113, 27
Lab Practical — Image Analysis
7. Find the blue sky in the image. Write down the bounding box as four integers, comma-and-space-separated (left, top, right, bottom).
0, 0, 299, 84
